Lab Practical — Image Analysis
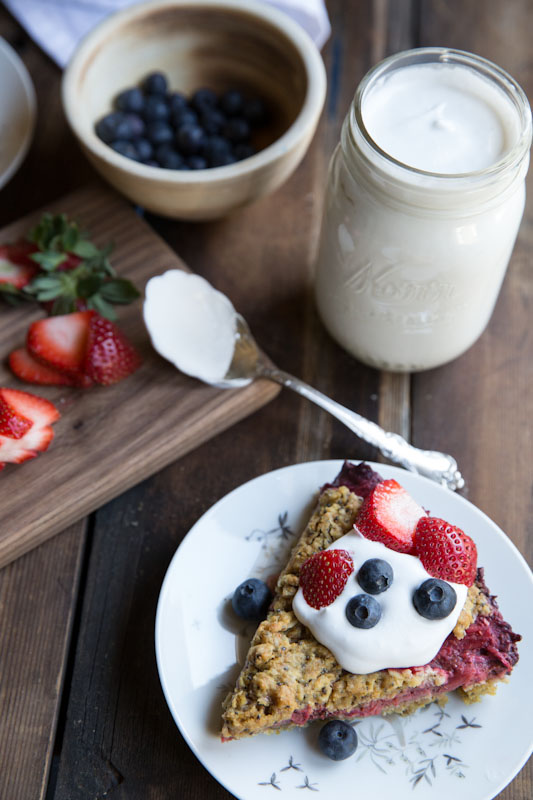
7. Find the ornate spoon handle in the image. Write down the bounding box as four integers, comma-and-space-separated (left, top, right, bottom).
259, 364, 464, 491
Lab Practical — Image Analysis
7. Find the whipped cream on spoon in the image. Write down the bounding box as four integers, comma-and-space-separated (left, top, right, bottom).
143, 270, 464, 491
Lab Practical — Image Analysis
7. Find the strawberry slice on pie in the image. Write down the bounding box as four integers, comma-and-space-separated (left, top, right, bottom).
221, 462, 520, 741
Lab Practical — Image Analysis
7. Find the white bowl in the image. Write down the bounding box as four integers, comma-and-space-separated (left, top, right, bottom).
62, 0, 327, 219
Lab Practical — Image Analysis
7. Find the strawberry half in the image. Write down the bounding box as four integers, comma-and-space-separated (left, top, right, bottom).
27, 310, 92, 377
0, 388, 59, 467
9, 348, 78, 386
414, 516, 478, 586
356, 479, 426, 553
84, 312, 141, 385
299, 549, 354, 609
0, 242, 38, 289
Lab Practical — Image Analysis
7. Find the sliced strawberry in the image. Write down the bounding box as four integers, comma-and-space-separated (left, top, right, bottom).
0, 388, 59, 428
356, 479, 426, 554
0, 388, 32, 438
0, 242, 38, 288
299, 549, 354, 609
27, 310, 92, 376
0, 426, 55, 462
0, 388, 59, 468
9, 348, 78, 386
414, 517, 478, 586
0, 437, 37, 464
84, 312, 141, 385
16, 423, 55, 453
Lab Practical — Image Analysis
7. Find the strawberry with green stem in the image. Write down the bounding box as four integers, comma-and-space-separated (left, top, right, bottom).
0, 213, 139, 319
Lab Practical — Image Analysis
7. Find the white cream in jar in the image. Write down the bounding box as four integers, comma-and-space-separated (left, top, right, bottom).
314, 48, 532, 372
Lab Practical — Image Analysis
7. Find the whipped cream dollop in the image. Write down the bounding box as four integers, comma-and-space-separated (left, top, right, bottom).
362, 62, 520, 174
143, 270, 237, 384
292, 530, 467, 674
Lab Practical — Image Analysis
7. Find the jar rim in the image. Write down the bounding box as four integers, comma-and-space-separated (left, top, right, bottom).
352, 47, 532, 184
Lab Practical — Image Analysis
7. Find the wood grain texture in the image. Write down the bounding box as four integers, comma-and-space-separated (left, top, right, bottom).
0, 184, 279, 568
412, 2, 533, 797
0, 521, 86, 800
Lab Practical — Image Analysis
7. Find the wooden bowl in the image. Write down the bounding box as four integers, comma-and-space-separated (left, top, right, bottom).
62, 0, 326, 219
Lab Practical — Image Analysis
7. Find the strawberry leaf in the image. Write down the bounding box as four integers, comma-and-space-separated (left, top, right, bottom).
100, 278, 140, 303
87, 295, 117, 320
71, 239, 100, 259
51, 296, 77, 315
61, 224, 78, 252
77, 275, 104, 298
20, 213, 139, 317
30, 251, 68, 271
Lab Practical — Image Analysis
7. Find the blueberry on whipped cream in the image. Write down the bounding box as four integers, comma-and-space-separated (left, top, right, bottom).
293, 530, 467, 675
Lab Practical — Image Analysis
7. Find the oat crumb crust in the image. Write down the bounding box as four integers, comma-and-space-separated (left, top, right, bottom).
221, 487, 498, 741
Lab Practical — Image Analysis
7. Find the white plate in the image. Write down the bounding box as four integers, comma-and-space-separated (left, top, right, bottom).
156, 461, 533, 800
0, 37, 36, 191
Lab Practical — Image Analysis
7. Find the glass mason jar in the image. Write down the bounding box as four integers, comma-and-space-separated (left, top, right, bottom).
314, 48, 532, 372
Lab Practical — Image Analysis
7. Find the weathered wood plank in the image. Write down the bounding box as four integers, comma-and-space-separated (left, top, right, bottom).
0, 522, 86, 800
414, 2, 533, 797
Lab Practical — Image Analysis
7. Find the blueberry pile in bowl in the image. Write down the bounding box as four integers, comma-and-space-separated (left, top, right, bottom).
95, 71, 268, 170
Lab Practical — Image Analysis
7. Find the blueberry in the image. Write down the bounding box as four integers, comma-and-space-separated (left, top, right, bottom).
243, 97, 267, 126
168, 91, 188, 114
220, 89, 244, 116
143, 71, 168, 95
200, 108, 226, 135
171, 108, 198, 129
413, 579, 457, 620
345, 594, 381, 629
110, 140, 138, 160
191, 87, 218, 112
123, 113, 145, 138
155, 144, 184, 169
233, 142, 256, 161
146, 121, 174, 145
134, 137, 153, 161
176, 123, 207, 155
143, 95, 170, 122
143, 159, 160, 167
232, 578, 272, 621
204, 135, 231, 160
223, 117, 251, 143
101, 112, 142, 140
357, 559, 393, 595
318, 720, 358, 761
95, 112, 126, 143
210, 151, 237, 168
187, 155, 208, 170
115, 87, 145, 113
95, 111, 142, 144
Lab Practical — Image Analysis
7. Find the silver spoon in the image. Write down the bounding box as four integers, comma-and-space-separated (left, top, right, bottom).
216, 315, 464, 491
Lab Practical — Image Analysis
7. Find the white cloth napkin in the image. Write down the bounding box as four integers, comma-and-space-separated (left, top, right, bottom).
3, 0, 330, 68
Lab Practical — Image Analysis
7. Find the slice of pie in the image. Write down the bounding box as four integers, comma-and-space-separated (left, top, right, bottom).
221, 462, 520, 741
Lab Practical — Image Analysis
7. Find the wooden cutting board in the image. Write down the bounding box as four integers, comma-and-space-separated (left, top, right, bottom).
0, 184, 280, 568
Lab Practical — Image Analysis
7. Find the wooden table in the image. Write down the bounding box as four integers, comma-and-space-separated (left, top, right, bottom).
0, 2, 531, 798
